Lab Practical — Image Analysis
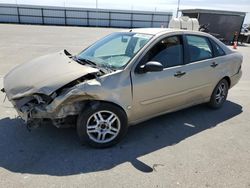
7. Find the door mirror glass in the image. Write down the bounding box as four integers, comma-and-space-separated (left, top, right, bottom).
138, 61, 164, 73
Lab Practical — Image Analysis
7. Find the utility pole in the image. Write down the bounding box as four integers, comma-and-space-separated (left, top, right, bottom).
176, 0, 180, 18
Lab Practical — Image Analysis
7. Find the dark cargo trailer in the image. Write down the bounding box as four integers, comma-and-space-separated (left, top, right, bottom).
181, 9, 246, 43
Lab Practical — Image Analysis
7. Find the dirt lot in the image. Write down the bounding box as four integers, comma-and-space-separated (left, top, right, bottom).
0, 24, 250, 188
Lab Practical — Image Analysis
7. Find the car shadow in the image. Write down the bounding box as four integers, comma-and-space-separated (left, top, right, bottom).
0, 100, 242, 176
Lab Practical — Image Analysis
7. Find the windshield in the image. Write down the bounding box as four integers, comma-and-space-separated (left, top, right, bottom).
76, 32, 153, 69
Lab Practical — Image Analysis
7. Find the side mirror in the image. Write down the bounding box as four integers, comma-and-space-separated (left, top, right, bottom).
138, 61, 164, 73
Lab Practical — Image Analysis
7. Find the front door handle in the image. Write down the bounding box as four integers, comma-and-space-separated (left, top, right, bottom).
174, 71, 186, 77
210, 62, 218, 68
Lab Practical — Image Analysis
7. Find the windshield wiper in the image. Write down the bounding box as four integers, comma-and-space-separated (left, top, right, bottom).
73, 56, 113, 73
79, 57, 115, 72
78, 57, 97, 67
72, 56, 91, 65
73, 56, 100, 68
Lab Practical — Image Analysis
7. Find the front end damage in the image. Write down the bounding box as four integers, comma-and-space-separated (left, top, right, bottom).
1, 50, 112, 129
6, 73, 102, 129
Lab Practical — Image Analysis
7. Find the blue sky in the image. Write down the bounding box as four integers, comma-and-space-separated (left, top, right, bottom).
0, 0, 250, 23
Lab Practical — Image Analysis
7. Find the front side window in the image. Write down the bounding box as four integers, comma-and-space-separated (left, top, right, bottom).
77, 32, 152, 69
186, 35, 213, 62
140, 35, 184, 68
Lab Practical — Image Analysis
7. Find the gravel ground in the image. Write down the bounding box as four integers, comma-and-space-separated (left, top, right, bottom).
0, 24, 250, 188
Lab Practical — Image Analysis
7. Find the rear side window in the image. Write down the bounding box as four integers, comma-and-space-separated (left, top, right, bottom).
209, 39, 225, 57
186, 35, 213, 62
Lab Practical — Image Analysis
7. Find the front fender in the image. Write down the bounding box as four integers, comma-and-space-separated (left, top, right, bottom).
43, 71, 132, 119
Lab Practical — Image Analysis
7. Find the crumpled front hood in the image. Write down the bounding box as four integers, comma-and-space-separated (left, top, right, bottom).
4, 50, 99, 100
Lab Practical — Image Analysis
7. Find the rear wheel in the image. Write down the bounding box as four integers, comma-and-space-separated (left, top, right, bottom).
208, 79, 229, 109
76, 102, 128, 148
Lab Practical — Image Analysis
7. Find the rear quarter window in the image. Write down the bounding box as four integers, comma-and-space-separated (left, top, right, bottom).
209, 39, 226, 57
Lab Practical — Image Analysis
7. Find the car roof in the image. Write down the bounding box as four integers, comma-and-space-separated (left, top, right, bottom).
120, 28, 233, 57
121, 28, 191, 35
120, 28, 210, 37
120, 28, 176, 35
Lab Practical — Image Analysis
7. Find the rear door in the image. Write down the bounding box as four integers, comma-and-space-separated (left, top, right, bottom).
180, 34, 221, 102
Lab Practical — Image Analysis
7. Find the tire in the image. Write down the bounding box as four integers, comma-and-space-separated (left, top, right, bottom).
76, 102, 128, 148
208, 79, 229, 109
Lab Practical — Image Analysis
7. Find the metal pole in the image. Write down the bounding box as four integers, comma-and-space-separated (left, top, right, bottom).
87, 10, 89, 26
176, 0, 180, 18
17, 6, 20, 23
96, 0, 98, 27
64, 0, 67, 25
41, 8, 44, 24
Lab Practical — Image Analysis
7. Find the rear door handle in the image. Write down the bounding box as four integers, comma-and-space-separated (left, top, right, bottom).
174, 71, 186, 77
210, 62, 218, 68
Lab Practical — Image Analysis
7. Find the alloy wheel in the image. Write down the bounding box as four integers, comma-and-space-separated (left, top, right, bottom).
215, 82, 226, 104
86, 110, 121, 143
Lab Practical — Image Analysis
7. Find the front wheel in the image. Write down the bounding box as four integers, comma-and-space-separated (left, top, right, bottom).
76, 102, 128, 148
208, 79, 229, 109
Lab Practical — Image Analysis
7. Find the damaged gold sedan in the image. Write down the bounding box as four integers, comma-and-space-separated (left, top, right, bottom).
1, 28, 242, 148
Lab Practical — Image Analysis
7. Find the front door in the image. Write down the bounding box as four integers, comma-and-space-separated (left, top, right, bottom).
130, 35, 189, 121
